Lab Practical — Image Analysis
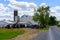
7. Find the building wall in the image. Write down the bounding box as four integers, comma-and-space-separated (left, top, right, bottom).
15, 16, 20, 22
20, 15, 38, 25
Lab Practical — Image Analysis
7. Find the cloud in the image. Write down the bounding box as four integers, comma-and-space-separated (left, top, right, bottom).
50, 6, 60, 20
50, 12, 60, 20
7, 0, 37, 19
40, 3, 48, 7
0, 3, 9, 20
50, 8, 57, 13
54, 6, 60, 10
0, 12, 13, 20
18, 10, 34, 16
7, 0, 37, 10
0, 3, 8, 13
0, 3, 13, 20
0, 0, 37, 20
0, 1, 60, 21
8, 0, 37, 10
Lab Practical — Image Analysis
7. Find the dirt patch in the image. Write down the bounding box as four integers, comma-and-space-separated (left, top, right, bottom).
8, 28, 46, 40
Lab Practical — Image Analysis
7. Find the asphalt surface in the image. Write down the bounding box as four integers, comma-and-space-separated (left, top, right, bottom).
31, 26, 60, 40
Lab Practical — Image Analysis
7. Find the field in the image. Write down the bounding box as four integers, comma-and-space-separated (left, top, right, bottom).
0, 28, 25, 40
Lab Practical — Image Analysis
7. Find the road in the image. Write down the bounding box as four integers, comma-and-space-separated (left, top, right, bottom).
31, 26, 60, 40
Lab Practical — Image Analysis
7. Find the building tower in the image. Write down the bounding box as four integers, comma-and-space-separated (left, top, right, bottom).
14, 10, 18, 21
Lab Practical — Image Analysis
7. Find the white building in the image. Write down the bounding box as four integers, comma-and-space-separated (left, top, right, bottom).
20, 15, 38, 25
0, 15, 38, 28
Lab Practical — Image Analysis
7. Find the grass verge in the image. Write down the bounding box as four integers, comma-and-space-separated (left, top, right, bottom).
0, 28, 25, 40
35, 27, 49, 30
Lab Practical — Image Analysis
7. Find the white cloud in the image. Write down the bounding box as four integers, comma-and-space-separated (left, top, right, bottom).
29, 2, 37, 8
50, 12, 60, 20
8, 0, 37, 9
0, 3, 13, 20
0, 1, 60, 21
0, 0, 37, 20
0, 3, 8, 13
0, 0, 36, 20
50, 8, 57, 13
18, 10, 34, 17
8, 4, 22, 10
50, 6, 60, 20
7, 0, 37, 19
40, 3, 48, 7
54, 6, 60, 10
0, 12, 13, 20
50, 6, 60, 13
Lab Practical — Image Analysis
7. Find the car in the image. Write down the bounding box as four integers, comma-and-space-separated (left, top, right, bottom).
32, 24, 40, 28
32, 24, 45, 28
27, 24, 32, 28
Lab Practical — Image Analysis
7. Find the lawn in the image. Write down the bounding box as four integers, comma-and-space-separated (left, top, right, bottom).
0, 28, 25, 40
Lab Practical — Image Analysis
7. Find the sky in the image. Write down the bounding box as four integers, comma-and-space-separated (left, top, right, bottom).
0, 0, 60, 21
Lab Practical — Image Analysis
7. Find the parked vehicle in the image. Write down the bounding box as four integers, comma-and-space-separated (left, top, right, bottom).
27, 24, 32, 28
32, 24, 44, 28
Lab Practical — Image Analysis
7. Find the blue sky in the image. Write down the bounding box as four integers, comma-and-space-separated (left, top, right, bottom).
0, 0, 59, 7
19, 0, 60, 7
0, 0, 60, 20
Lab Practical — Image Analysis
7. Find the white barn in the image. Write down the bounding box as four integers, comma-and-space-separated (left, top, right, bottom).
20, 15, 38, 25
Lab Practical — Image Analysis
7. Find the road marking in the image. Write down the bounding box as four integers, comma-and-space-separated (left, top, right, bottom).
49, 28, 53, 40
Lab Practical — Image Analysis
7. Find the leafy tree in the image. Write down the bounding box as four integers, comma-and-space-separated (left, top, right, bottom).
33, 6, 50, 27
49, 16, 58, 25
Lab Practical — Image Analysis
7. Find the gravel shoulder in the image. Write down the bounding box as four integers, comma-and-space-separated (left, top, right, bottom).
8, 28, 47, 40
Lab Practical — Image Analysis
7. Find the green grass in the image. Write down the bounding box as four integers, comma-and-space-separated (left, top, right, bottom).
0, 28, 25, 40
35, 27, 49, 30
57, 26, 60, 28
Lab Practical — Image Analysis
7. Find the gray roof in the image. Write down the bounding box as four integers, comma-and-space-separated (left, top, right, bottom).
0, 21, 8, 27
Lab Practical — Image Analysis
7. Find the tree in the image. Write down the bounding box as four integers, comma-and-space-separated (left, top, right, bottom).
33, 6, 50, 27
49, 16, 58, 25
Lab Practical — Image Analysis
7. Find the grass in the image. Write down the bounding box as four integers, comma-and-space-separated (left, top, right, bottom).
35, 27, 49, 30
57, 26, 60, 28
0, 28, 25, 40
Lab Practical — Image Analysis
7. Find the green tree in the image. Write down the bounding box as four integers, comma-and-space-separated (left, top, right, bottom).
49, 16, 58, 25
33, 6, 50, 27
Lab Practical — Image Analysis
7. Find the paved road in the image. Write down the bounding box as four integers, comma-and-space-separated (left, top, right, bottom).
31, 26, 60, 40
